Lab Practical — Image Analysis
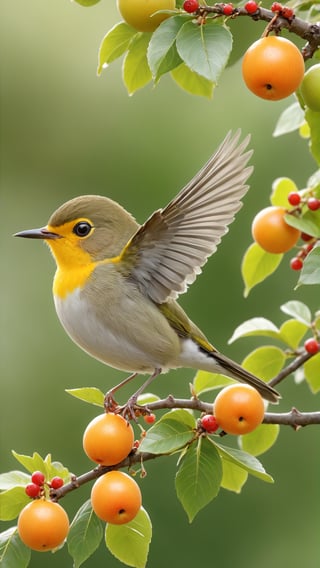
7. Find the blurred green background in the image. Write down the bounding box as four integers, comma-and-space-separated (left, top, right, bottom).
1, 1, 319, 567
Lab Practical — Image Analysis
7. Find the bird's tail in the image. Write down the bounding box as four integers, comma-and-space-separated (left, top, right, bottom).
207, 349, 280, 403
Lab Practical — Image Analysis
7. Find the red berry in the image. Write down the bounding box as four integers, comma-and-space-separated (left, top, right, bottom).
271, 2, 283, 12
287, 192, 301, 206
31, 471, 45, 486
307, 197, 320, 211
183, 0, 199, 13
282, 6, 294, 19
143, 413, 156, 424
290, 257, 303, 271
244, 1, 259, 14
50, 477, 64, 490
201, 414, 219, 433
304, 338, 320, 354
301, 232, 313, 241
25, 483, 41, 498
222, 3, 234, 15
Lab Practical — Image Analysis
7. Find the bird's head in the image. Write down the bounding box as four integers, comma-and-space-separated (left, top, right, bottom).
15, 195, 139, 268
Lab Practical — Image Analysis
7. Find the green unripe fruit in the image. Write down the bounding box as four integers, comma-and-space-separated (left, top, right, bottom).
300, 64, 320, 112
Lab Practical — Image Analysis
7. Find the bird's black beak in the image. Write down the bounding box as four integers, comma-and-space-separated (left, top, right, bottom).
14, 227, 61, 240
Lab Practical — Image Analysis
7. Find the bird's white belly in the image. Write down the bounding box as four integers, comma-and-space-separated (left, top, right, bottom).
54, 288, 173, 374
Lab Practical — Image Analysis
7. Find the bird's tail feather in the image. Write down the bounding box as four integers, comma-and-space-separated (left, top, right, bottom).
209, 350, 280, 403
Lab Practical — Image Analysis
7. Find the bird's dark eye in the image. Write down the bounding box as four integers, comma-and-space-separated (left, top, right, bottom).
73, 221, 92, 237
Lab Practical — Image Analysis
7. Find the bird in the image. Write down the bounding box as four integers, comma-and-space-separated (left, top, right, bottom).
15, 131, 280, 411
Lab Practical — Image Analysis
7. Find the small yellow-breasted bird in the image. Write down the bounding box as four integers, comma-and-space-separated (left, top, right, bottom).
15, 132, 279, 404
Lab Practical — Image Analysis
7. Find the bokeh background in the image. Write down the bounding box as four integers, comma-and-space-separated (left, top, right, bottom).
1, 1, 319, 567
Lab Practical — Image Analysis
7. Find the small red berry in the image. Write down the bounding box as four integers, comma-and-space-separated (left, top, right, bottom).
244, 1, 259, 14
271, 2, 283, 12
183, 0, 199, 13
50, 477, 64, 490
290, 257, 303, 271
307, 197, 320, 211
25, 483, 41, 498
222, 3, 234, 15
31, 471, 45, 486
301, 232, 313, 242
282, 6, 294, 19
287, 192, 301, 206
201, 414, 219, 433
143, 413, 156, 425
304, 338, 320, 354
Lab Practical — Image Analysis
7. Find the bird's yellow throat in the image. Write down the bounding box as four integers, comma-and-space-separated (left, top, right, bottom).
45, 221, 96, 299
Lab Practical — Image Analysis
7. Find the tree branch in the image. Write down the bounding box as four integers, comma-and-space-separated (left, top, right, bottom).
51, 401, 320, 502
268, 351, 313, 387
203, 3, 320, 58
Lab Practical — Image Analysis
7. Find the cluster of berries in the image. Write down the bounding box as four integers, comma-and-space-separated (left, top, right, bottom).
288, 191, 320, 211
271, 2, 294, 20
25, 471, 64, 498
287, 191, 319, 271
182, 1, 260, 16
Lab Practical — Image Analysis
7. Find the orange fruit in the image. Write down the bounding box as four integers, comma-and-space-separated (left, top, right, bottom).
252, 206, 300, 253
91, 471, 142, 524
17, 499, 69, 551
214, 384, 265, 435
242, 36, 305, 100
83, 413, 134, 466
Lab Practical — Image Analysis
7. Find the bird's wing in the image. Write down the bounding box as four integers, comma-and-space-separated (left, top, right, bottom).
120, 130, 253, 304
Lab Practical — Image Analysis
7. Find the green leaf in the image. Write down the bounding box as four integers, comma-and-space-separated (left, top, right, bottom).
273, 102, 305, 137
271, 177, 299, 207
105, 507, 152, 568
239, 424, 280, 457
97, 23, 137, 75
228, 317, 280, 343
11, 451, 46, 475
280, 300, 312, 325
284, 210, 320, 238
139, 410, 195, 454
297, 245, 320, 285
278, 319, 308, 349
160, 408, 196, 429
193, 371, 233, 395
66, 387, 105, 407
176, 22, 232, 82
11, 452, 71, 486
0, 527, 31, 568
216, 443, 274, 483
171, 63, 214, 98
68, 500, 103, 568
175, 437, 222, 522
304, 353, 320, 393
47, 460, 72, 484
305, 108, 320, 165
241, 243, 283, 297
220, 459, 248, 493
0, 488, 30, 521
242, 346, 286, 381
147, 16, 184, 80
123, 33, 152, 95
0, 471, 30, 490
137, 392, 161, 405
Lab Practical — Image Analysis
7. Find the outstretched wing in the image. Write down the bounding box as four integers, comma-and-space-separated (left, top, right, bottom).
121, 130, 253, 304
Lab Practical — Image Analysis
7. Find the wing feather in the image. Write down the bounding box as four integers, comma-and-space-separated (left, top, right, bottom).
122, 130, 253, 303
